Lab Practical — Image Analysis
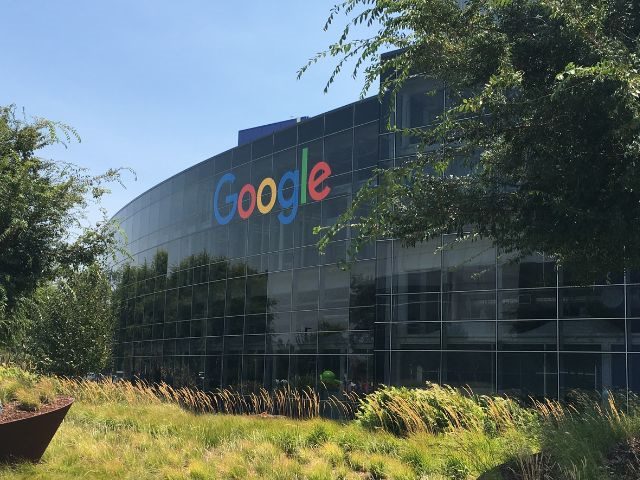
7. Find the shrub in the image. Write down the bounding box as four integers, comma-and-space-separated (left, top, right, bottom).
13, 387, 41, 411
0, 378, 23, 404
356, 383, 534, 436
0, 364, 59, 411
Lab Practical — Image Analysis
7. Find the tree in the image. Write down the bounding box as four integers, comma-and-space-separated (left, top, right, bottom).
302, 0, 640, 280
0, 105, 127, 338
22, 264, 115, 376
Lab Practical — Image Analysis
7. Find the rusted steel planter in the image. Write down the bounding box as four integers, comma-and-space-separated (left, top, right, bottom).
0, 397, 73, 464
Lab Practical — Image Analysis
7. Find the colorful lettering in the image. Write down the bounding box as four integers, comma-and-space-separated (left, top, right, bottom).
213, 149, 331, 225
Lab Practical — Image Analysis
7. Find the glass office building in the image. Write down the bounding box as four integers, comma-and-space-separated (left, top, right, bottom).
112, 77, 640, 399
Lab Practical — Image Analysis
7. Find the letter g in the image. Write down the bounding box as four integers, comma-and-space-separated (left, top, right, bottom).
213, 173, 238, 225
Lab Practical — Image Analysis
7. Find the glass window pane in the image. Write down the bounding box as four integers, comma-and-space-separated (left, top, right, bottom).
232, 143, 251, 167
390, 351, 439, 387
394, 241, 441, 294
443, 291, 496, 321
268, 311, 291, 334
355, 97, 380, 125
222, 354, 242, 388
298, 116, 324, 143
324, 130, 353, 176
244, 336, 266, 354
252, 135, 273, 159
272, 147, 296, 181
207, 281, 226, 318
319, 265, 349, 309
246, 274, 268, 314
242, 355, 265, 391
192, 284, 208, 319
559, 319, 626, 351
395, 293, 440, 322
274, 126, 297, 152
560, 353, 626, 398
318, 309, 348, 332
498, 288, 557, 320
178, 286, 192, 320
293, 267, 319, 310
245, 313, 266, 334
498, 352, 558, 399
350, 260, 376, 307
397, 77, 444, 129
443, 321, 495, 350
442, 236, 496, 291
206, 317, 224, 337
560, 286, 624, 318
290, 355, 317, 388
498, 320, 557, 351
442, 351, 495, 393
265, 355, 290, 390
354, 122, 379, 170
224, 316, 244, 336
213, 151, 232, 174
267, 271, 292, 312
291, 331, 317, 354
630, 354, 640, 394
319, 331, 349, 354
348, 355, 374, 393
391, 322, 440, 350
627, 286, 640, 317
325, 105, 353, 134
293, 310, 317, 333
205, 356, 222, 389
629, 319, 640, 352
498, 252, 556, 289
225, 277, 246, 316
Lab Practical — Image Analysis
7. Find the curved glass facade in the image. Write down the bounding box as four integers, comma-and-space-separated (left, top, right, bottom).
113, 78, 640, 399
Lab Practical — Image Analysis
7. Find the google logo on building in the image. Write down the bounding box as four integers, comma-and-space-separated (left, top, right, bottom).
213, 147, 331, 225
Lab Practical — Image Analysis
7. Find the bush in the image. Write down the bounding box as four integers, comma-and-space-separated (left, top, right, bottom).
24, 264, 115, 376
356, 383, 536, 436
0, 365, 59, 411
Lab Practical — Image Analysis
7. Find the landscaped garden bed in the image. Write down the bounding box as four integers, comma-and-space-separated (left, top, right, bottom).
0, 367, 73, 464
0, 364, 639, 478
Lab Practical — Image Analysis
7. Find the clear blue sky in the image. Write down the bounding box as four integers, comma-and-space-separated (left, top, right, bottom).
1, 1, 373, 221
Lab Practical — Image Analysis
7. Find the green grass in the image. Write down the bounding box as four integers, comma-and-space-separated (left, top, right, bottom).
0, 367, 639, 479
0, 396, 533, 479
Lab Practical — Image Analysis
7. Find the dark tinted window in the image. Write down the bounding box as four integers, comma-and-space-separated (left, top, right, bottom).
354, 122, 379, 170
252, 135, 273, 159
498, 320, 557, 351
274, 126, 297, 152
232, 143, 251, 167
355, 97, 380, 125
325, 105, 353, 134
324, 130, 353, 176
298, 116, 324, 143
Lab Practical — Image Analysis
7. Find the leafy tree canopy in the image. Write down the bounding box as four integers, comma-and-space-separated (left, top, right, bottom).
23, 263, 115, 376
0, 105, 127, 312
302, 0, 640, 280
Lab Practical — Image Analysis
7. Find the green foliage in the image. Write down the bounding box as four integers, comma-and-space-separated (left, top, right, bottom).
355, 383, 535, 436
306, 423, 331, 447
22, 263, 116, 376
443, 457, 470, 480
13, 387, 41, 411
0, 105, 129, 349
1, 366, 640, 479
304, 0, 640, 280
319, 369, 341, 389
0, 366, 59, 411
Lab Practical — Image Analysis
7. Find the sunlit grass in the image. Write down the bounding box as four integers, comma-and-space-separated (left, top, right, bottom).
1, 367, 639, 479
